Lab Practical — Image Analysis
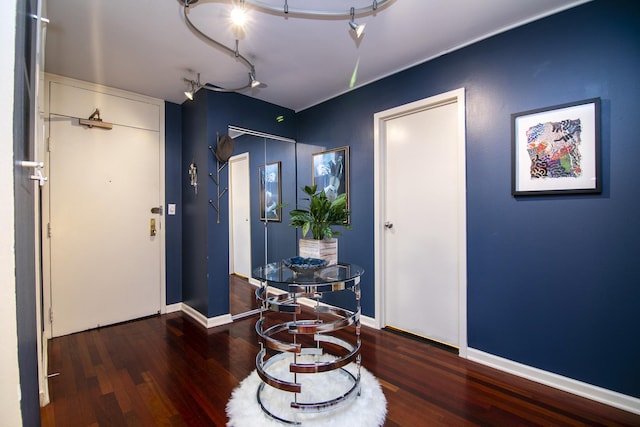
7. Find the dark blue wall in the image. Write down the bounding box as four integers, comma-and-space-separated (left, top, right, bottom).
165, 102, 182, 304
181, 89, 295, 318
181, 91, 210, 315
172, 0, 639, 399
295, 0, 640, 398
465, 1, 639, 399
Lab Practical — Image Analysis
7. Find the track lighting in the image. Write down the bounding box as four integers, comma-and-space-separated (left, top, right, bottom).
179, 0, 392, 95
244, 0, 388, 17
183, 69, 260, 101
181, 1, 256, 93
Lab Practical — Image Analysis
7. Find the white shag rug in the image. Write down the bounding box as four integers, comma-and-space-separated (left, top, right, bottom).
227, 355, 387, 426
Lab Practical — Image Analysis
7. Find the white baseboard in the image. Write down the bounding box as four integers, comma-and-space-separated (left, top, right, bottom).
360, 315, 377, 329
181, 303, 233, 329
165, 303, 182, 313
467, 348, 640, 415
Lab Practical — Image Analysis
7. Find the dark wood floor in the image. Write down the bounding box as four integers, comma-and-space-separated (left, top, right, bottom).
41, 279, 640, 426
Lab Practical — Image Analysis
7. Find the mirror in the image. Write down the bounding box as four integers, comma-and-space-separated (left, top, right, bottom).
227, 127, 298, 317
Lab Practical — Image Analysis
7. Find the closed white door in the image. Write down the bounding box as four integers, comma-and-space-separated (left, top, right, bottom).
375, 89, 467, 350
229, 152, 252, 278
46, 81, 163, 337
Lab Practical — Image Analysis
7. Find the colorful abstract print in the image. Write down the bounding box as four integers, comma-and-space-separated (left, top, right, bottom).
526, 119, 582, 179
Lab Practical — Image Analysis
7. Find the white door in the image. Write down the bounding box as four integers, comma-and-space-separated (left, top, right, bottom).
229, 152, 252, 278
46, 80, 164, 337
374, 89, 467, 351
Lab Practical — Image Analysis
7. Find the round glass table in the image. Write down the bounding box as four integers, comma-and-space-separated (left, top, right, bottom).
252, 261, 364, 425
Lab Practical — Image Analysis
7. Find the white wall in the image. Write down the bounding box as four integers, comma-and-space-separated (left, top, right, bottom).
0, 0, 24, 426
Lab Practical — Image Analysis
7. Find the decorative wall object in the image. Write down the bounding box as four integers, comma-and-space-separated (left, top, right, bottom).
312, 146, 350, 213
188, 161, 198, 194
208, 133, 230, 224
511, 98, 601, 196
258, 161, 281, 221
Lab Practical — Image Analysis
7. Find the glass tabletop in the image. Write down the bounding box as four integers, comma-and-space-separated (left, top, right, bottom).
253, 261, 364, 285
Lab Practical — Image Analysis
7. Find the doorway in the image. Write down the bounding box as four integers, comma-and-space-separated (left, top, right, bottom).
373, 88, 467, 355
229, 152, 252, 279
43, 77, 165, 337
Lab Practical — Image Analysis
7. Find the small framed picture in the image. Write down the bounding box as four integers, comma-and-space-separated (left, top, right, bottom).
312, 146, 349, 213
511, 98, 601, 196
258, 161, 281, 222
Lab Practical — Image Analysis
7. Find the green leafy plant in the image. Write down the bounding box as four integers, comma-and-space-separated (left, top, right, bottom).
288, 184, 351, 240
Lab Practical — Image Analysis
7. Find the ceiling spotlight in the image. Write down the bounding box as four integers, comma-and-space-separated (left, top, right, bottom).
349, 20, 366, 38
184, 81, 195, 100
349, 7, 366, 39
250, 68, 260, 88
183, 75, 200, 100
230, 0, 247, 27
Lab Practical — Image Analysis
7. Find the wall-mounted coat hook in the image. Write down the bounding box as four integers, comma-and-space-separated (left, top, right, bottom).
207, 132, 231, 224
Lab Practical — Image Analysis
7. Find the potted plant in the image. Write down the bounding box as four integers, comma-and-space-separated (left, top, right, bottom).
288, 184, 350, 265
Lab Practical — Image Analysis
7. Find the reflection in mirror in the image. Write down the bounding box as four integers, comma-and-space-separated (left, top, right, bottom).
227, 127, 299, 318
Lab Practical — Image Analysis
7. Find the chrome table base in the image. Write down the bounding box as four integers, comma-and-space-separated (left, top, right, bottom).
253, 263, 363, 425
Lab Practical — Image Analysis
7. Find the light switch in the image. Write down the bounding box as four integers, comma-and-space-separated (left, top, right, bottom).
168, 203, 176, 215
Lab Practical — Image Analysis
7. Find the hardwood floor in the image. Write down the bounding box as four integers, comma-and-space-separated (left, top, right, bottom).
41, 279, 639, 426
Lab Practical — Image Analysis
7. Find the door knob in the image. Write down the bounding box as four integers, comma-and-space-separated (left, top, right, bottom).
384, 222, 393, 229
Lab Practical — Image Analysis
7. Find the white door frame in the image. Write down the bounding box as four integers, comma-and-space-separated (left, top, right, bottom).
373, 88, 468, 358
41, 74, 166, 339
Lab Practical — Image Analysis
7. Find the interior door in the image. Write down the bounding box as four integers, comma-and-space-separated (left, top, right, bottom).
229, 152, 252, 278
377, 90, 466, 349
47, 82, 163, 337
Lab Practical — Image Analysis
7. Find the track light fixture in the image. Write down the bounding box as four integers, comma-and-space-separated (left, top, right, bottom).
179, 0, 392, 96
249, 67, 260, 88
184, 79, 196, 100
349, 7, 366, 39
181, 0, 256, 94
183, 70, 258, 101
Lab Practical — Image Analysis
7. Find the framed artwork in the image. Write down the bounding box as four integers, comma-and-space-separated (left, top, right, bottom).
512, 98, 601, 196
259, 161, 281, 222
312, 146, 350, 212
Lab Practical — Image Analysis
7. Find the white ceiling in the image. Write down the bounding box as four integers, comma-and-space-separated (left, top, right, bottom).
44, 0, 589, 112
